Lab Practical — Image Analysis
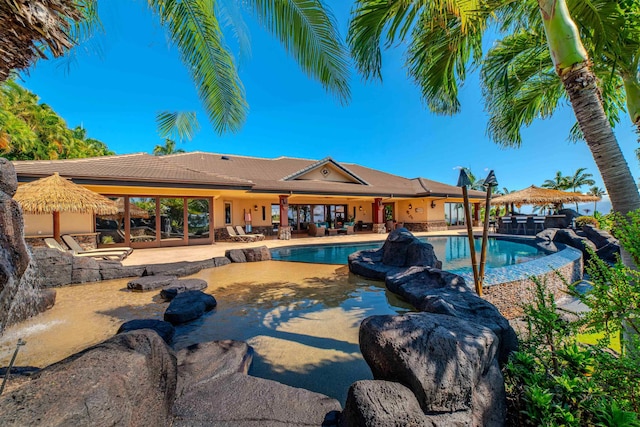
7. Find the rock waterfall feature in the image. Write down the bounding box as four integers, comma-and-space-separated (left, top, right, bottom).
0, 158, 47, 333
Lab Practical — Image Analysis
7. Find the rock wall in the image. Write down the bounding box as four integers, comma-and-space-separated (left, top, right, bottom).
0, 158, 37, 332
345, 228, 517, 426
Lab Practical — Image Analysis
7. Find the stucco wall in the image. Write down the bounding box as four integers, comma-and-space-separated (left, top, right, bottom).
23, 212, 93, 237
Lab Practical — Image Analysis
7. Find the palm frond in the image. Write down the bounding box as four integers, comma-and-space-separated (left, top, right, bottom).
249, 0, 350, 104
156, 110, 200, 141
148, 0, 247, 134
215, 0, 252, 67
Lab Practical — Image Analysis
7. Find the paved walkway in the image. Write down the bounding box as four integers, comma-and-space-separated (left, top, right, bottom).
121, 228, 476, 266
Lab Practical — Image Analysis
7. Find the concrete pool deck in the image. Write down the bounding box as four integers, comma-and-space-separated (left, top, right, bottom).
121, 228, 482, 266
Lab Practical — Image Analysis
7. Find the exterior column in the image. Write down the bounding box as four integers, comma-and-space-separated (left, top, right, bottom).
278, 195, 291, 240
372, 198, 385, 234
473, 202, 480, 227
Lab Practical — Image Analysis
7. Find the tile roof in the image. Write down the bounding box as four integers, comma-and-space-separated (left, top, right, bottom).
13, 151, 486, 199
13, 153, 253, 188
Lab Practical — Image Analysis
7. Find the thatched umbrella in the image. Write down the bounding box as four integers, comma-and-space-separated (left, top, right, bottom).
0, 0, 83, 82
14, 172, 118, 242
492, 185, 600, 209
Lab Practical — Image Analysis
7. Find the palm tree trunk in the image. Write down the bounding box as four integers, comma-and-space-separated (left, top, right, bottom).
561, 64, 640, 215
537, 0, 640, 216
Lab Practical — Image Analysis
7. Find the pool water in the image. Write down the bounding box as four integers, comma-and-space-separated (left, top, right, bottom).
0, 262, 412, 405
271, 236, 549, 273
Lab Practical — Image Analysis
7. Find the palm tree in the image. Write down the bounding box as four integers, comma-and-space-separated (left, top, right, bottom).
565, 167, 595, 193
153, 139, 185, 156
588, 186, 606, 214
2, 0, 351, 134
565, 168, 595, 212
461, 167, 486, 191
347, 0, 639, 218
482, 1, 639, 146
541, 171, 569, 190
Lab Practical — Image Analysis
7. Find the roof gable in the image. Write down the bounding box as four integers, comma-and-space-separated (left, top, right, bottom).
282, 157, 368, 185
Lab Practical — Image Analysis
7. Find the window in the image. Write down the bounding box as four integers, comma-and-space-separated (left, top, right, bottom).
224, 202, 232, 225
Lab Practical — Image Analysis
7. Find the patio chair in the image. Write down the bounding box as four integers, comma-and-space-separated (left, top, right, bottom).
338, 222, 355, 235
308, 222, 326, 237
62, 235, 133, 259
226, 226, 258, 242
44, 238, 129, 261
235, 225, 265, 241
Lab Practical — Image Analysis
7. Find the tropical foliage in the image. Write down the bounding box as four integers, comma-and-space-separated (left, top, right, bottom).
506, 275, 640, 425
0, 80, 112, 160
482, 0, 639, 146
347, 0, 639, 218
588, 186, 606, 214
153, 139, 185, 156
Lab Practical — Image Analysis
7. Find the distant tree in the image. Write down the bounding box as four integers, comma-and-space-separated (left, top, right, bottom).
566, 168, 596, 193
564, 168, 596, 211
153, 139, 185, 156
0, 80, 113, 159
461, 167, 486, 191
588, 186, 607, 214
542, 171, 569, 190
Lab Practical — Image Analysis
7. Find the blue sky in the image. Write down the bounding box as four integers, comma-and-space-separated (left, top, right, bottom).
17, 1, 638, 206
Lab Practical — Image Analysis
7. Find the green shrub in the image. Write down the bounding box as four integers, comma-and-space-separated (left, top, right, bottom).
505, 278, 640, 426
594, 212, 614, 230
576, 215, 600, 228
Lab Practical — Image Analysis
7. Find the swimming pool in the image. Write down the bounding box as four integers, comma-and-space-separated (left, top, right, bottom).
271, 236, 551, 273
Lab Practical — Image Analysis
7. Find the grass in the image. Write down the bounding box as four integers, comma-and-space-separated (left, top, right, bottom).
577, 331, 622, 353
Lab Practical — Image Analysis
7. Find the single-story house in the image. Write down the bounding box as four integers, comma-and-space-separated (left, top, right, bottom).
12, 152, 486, 248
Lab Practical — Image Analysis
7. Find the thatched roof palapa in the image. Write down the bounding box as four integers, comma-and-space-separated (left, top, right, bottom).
492, 185, 600, 205
0, 0, 83, 82
14, 172, 118, 215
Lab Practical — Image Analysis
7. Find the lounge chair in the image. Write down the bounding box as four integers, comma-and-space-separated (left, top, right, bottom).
62, 235, 133, 259
235, 225, 265, 241
226, 226, 258, 242
44, 238, 129, 261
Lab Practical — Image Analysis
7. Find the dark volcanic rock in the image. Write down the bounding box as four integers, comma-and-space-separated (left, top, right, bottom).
144, 261, 205, 278
164, 290, 217, 325
128, 275, 177, 292
99, 260, 145, 280
226, 248, 247, 263
0, 158, 18, 196
160, 278, 208, 301
31, 247, 73, 287
582, 225, 620, 263
117, 319, 176, 344
554, 229, 597, 260
359, 312, 505, 418
340, 380, 432, 427
0, 330, 177, 427
175, 340, 253, 397
213, 256, 231, 267
386, 266, 518, 365
243, 245, 272, 262
173, 372, 341, 427
71, 256, 101, 283
348, 228, 441, 280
